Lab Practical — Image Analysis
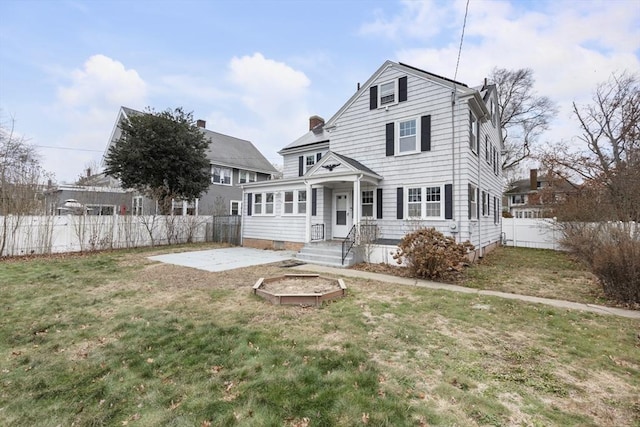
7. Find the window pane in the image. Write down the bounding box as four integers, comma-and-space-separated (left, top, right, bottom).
284, 191, 293, 202
362, 205, 373, 217
408, 188, 421, 202
380, 82, 395, 105
399, 120, 417, 153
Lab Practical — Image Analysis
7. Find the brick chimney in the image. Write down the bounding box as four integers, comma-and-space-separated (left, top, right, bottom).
530, 169, 538, 191
196, 119, 206, 128
309, 115, 324, 131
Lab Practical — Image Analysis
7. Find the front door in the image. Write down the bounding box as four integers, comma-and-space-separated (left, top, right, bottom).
333, 191, 351, 238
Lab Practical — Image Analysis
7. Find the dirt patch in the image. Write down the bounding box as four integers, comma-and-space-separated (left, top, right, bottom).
260, 276, 341, 294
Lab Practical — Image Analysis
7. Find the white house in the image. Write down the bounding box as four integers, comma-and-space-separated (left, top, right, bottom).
242, 61, 504, 266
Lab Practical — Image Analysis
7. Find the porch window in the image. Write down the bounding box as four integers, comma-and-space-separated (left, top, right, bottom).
362, 190, 374, 217
284, 191, 294, 214
211, 166, 232, 185
252, 192, 274, 216
298, 190, 306, 214
283, 190, 306, 215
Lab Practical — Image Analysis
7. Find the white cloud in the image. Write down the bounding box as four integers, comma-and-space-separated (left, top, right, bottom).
57, 54, 147, 109
45, 55, 148, 182
365, 0, 640, 154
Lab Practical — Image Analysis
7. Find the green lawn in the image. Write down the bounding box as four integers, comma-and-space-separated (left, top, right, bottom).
0, 245, 638, 426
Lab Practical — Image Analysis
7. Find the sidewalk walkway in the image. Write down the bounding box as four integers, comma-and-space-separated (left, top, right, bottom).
292, 264, 640, 320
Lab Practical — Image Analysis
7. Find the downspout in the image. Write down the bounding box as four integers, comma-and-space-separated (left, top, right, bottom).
240, 188, 245, 246
477, 129, 482, 258
451, 84, 458, 242
304, 179, 311, 243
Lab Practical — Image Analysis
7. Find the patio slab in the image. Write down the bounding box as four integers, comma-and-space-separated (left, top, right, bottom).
148, 247, 296, 272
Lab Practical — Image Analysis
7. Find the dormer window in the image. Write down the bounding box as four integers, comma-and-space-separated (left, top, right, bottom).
379, 81, 396, 105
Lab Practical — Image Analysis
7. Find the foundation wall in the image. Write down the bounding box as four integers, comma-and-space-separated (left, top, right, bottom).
243, 238, 304, 252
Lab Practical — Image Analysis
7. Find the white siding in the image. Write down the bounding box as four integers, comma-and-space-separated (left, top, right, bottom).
243, 184, 307, 242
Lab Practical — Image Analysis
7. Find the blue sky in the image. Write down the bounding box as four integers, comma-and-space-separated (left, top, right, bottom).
1, 0, 639, 183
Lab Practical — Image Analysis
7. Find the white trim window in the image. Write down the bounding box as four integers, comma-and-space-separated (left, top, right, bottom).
406, 185, 444, 219
407, 187, 422, 218
361, 190, 374, 217
379, 80, 397, 106
469, 184, 478, 220
397, 118, 419, 154
482, 190, 489, 216
211, 166, 232, 185
230, 200, 241, 216
172, 199, 198, 216
239, 170, 256, 184
133, 196, 143, 216
469, 111, 479, 154
253, 192, 274, 216
283, 190, 307, 215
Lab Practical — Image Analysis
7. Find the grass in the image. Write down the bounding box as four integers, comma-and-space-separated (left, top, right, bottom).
1, 244, 639, 426
463, 246, 610, 305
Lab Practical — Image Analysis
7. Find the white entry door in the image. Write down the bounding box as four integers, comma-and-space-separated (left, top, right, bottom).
333, 191, 351, 238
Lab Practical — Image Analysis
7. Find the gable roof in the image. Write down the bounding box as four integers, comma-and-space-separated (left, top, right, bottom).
325, 60, 481, 128
106, 107, 276, 174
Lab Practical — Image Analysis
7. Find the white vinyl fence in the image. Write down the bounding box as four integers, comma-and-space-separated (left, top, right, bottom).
501, 218, 562, 250
0, 215, 212, 257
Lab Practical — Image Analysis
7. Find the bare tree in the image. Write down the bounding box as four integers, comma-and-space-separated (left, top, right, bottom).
1, 115, 50, 255
541, 71, 640, 221
490, 68, 558, 172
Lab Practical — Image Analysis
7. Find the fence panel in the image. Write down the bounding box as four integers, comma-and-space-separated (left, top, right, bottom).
502, 218, 561, 250
0, 215, 212, 257
209, 215, 241, 246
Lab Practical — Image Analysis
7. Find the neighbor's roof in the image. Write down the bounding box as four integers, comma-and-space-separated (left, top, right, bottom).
115, 107, 276, 174
278, 122, 330, 153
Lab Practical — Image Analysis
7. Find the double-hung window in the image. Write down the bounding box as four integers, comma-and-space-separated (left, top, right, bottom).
361, 190, 374, 217
253, 192, 274, 215
405, 186, 443, 219
283, 190, 306, 215
239, 170, 256, 184
469, 184, 478, 220
133, 196, 143, 215
425, 187, 441, 217
469, 112, 479, 154
211, 166, 232, 185
407, 188, 422, 218
379, 80, 396, 105
398, 118, 418, 154
230, 200, 241, 216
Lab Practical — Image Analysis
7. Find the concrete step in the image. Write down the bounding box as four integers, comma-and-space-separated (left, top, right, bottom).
296, 243, 356, 267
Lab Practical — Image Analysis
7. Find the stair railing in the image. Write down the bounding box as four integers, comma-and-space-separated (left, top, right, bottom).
341, 224, 357, 265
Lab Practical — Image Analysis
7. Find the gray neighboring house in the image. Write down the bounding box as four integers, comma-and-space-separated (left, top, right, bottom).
43, 180, 133, 216
104, 107, 277, 216
242, 60, 504, 264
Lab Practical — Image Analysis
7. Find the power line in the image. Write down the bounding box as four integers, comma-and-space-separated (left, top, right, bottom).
34, 144, 104, 153
454, 0, 470, 82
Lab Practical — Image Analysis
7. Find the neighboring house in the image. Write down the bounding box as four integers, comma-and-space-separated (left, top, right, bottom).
504, 169, 576, 218
43, 181, 133, 215
242, 60, 504, 265
104, 107, 277, 216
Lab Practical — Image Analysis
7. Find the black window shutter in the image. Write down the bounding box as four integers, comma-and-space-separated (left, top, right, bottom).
421, 115, 431, 152
247, 193, 252, 216
444, 184, 452, 219
376, 188, 383, 219
311, 188, 317, 216
477, 188, 480, 219
468, 184, 472, 220
386, 122, 395, 156
396, 187, 403, 219
398, 76, 407, 102
370, 86, 378, 110
316, 152, 322, 162
298, 155, 304, 176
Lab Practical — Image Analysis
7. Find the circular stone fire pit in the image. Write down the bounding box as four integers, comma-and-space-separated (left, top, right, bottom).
253, 274, 346, 307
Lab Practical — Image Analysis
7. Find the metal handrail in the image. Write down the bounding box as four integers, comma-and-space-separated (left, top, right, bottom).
341, 224, 357, 265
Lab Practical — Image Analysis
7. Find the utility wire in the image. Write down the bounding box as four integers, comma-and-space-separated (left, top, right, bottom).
454, 0, 470, 82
